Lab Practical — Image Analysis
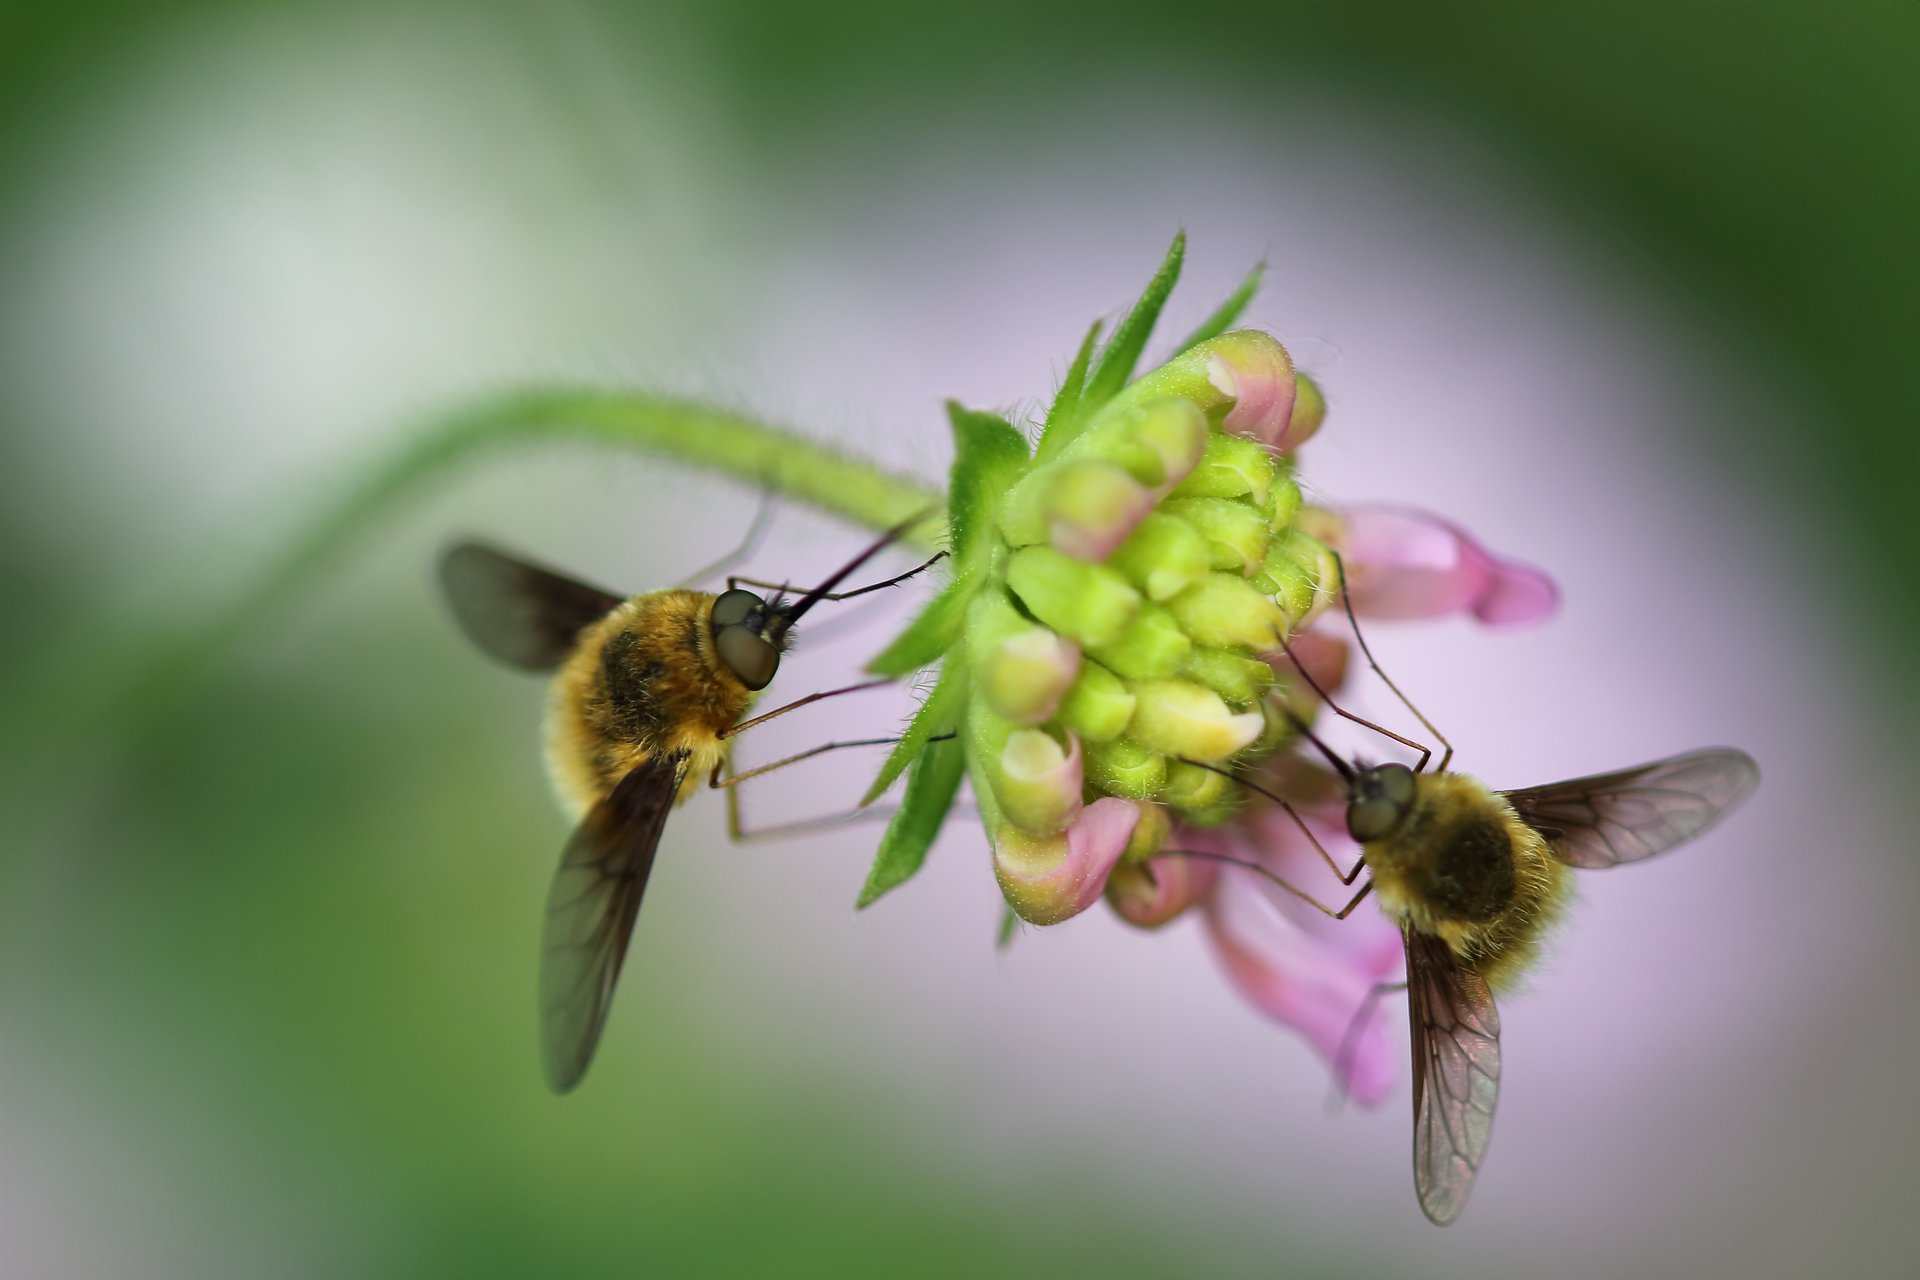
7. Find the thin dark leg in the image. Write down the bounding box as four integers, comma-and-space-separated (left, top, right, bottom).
1175, 759, 1369, 885
710, 738, 904, 789
1326, 549, 1454, 774
1275, 631, 1432, 773
718, 679, 895, 740
1157, 848, 1374, 920
710, 732, 955, 842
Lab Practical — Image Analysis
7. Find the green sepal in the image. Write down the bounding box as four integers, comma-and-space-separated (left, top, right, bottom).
996, 902, 1020, 950
1077, 231, 1187, 429
1035, 319, 1103, 460
867, 575, 970, 677
857, 720, 969, 908
944, 402, 1030, 570
1175, 259, 1264, 354
869, 404, 1025, 676
861, 658, 968, 806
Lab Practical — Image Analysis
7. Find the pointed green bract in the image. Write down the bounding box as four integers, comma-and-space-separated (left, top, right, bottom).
996, 903, 1019, 950
1078, 231, 1187, 426
1035, 319, 1103, 461
866, 575, 969, 677
1175, 259, 1265, 354
869, 403, 1026, 678
945, 402, 1030, 570
857, 727, 968, 908
862, 657, 968, 806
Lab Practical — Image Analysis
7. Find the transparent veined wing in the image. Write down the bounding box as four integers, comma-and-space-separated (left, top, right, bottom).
1406, 928, 1501, 1226
539, 751, 688, 1093
1502, 748, 1758, 870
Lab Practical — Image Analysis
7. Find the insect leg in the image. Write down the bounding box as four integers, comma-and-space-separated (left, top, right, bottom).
1157, 848, 1374, 920
1273, 629, 1432, 772
1176, 759, 1369, 885
710, 733, 957, 842
711, 737, 904, 788
1325, 549, 1454, 774
718, 678, 896, 739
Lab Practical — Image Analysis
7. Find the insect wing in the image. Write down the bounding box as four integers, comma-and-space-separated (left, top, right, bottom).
439, 542, 622, 671
1502, 747, 1758, 869
1406, 929, 1501, 1226
539, 751, 688, 1093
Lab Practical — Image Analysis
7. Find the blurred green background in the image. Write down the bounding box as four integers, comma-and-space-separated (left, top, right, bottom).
2, 3, 1916, 1277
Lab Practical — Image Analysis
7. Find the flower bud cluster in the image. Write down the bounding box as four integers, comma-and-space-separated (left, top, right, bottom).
971, 331, 1338, 923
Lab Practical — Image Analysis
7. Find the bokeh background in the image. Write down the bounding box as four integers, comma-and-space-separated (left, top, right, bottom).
3, 3, 1917, 1277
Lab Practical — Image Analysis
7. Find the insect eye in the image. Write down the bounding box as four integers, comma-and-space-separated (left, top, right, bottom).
711, 589, 763, 629
1347, 764, 1418, 842
1377, 762, 1416, 804
1347, 796, 1402, 842
717, 624, 780, 690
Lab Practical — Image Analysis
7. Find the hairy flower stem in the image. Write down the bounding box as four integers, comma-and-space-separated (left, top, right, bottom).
0, 387, 941, 812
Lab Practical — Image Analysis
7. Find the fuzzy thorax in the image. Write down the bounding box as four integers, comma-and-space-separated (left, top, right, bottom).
1363, 772, 1571, 994
543, 589, 759, 820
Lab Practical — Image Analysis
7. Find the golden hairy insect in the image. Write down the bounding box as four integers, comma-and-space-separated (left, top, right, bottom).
439, 521, 936, 1093
1335, 744, 1757, 1225
1204, 571, 1760, 1227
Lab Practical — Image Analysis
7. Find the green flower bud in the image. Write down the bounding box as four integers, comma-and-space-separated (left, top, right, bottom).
1083, 737, 1167, 799
1267, 471, 1302, 533
1162, 496, 1272, 575
1165, 572, 1286, 651
1109, 512, 1212, 602
979, 626, 1081, 724
1121, 801, 1173, 862
1001, 458, 1154, 562
1056, 659, 1136, 742
1162, 759, 1231, 811
1070, 396, 1208, 489
1086, 601, 1192, 679
1006, 545, 1140, 648
1107, 332, 1297, 451
1259, 527, 1332, 625
993, 726, 1084, 835
1183, 646, 1276, 707
1169, 431, 1277, 505
1125, 678, 1264, 762
1290, 372, 1327, 448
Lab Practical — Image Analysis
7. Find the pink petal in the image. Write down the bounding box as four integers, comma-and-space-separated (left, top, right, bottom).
1107, 852, 1221, 929
1203, 876, 1398, 1106
1205, 336, 1299, 451
994, 797, 1140, 925
1471, 556, 1561, 627
1340, 506, 1558, 628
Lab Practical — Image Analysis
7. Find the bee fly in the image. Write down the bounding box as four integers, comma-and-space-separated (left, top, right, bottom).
1181, 567, 1757, 1225
439, 516, 940, 1092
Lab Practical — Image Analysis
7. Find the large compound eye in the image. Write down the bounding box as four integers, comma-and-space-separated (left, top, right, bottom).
711, 589, 762, 629
717, 624, 779, 690
1347, 763, 1418, 843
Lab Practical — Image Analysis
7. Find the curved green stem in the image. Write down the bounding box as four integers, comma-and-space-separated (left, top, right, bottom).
270, 387, 944, 611
2, 386, 944, 794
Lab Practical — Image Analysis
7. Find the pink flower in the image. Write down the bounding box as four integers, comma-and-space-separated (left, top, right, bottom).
1203, 333, 1301, 452
1337, 506, 1558, 627
1106, 851, 1221, 929
994, 796, 1141, 925
1190, 805, 1405, 1105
